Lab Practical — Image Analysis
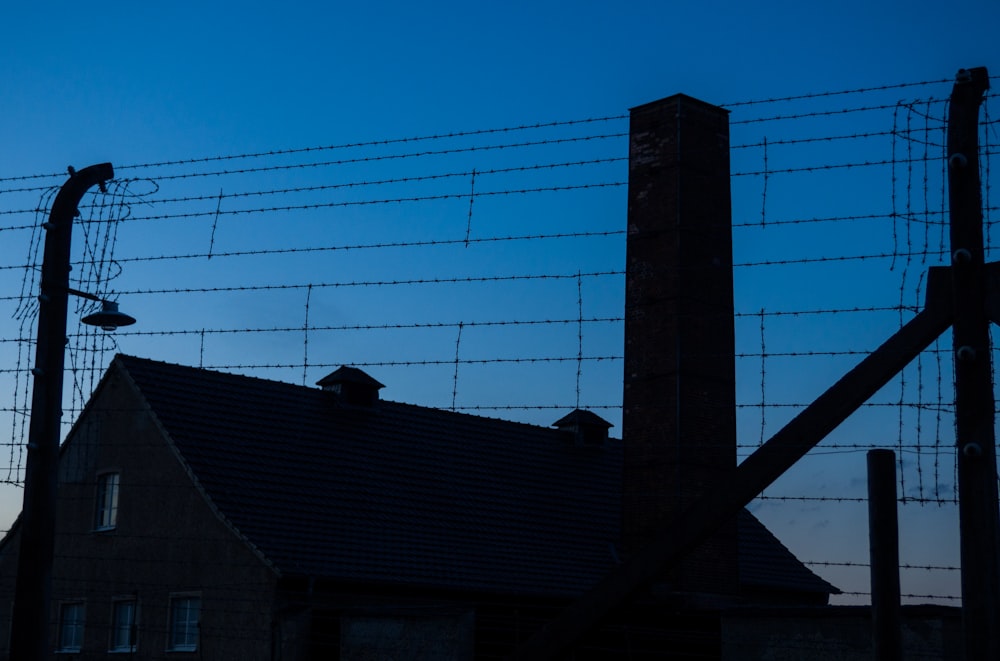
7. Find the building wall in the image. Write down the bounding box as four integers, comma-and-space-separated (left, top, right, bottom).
0, 366, 279, 659
721, 606, 963, 660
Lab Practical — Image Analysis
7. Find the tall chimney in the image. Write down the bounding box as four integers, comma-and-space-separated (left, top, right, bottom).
621, 94, 738, 594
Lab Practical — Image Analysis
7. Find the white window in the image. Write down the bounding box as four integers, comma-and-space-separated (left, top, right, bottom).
57, 601, 85, 652
168, 595, 200, 652
109, 599, 137, 652
95, 472, 119, 530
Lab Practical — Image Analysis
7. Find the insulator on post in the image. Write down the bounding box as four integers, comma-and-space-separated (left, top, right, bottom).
957, 346, 977, 362
962, 442, 984, 458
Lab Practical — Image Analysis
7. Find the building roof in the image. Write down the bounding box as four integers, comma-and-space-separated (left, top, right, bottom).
109, 354, 836, 599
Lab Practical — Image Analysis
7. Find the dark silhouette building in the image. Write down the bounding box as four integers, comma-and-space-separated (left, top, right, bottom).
0, 354, 834, 659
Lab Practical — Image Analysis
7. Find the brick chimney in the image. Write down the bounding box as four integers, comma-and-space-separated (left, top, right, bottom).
621, 94, 738, 595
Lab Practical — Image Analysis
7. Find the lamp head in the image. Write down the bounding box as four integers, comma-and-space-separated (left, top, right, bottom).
81, 300, 136, 332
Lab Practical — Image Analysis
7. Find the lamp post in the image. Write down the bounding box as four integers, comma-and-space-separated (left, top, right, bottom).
9, 163, 135, 660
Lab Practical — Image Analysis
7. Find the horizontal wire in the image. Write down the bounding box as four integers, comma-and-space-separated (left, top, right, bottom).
730, 101, 941, 126
737, 349, 903, 358
95, 231, 624, 266
0, 400, 957, 413
32, 270, 624, 300
735, 249, 946, 268
754, 494, 959, 504
731, 129, 896, 150
0, 118, 629, 183
0, 230, 624, 270
734, 305, 903, 317
0, 302, 942, 343
0, 78, 986, 185
0, 182, 59, 196
195, 355, 623, 371
450, 404, 620, 412
733, 155, 942, 178
4, 248, 952, 299
117, 116, 630, 170
0, 206, 957, 232
843, 590, 961, 601
720, 79, 952, 108
0, 247, 954, 275
125, 133, 628, 182
736, 402, 957, 411
117, 157, 628, 208
0, 402, 624, 414
109, 316, 625, 337
743, 208, 984, 231
113, 182, 628, 223
807, 560, 959, 572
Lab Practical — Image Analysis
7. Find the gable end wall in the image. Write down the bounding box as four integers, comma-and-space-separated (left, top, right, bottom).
0, 365, 278, 659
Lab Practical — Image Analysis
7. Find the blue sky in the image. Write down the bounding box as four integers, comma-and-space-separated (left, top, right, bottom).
2, 0, 996, 176
1, 0, 998, 607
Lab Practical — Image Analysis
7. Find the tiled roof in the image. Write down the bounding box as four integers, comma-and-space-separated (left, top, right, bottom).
737, 509, 839, 595
112, 354, 836, 598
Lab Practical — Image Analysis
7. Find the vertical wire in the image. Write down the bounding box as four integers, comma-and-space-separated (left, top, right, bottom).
914, 272, 925, 500
302, 284, 313, 386
464, 169, 476, 247
759, 308, 766, 447
208, 188, 223, 260
922, 100, 931, 262
934, 332, 944, 504
451, 322, 463, 411
940, 99, 951, 258
760, 136, 768, 226
896, 103, 915, 502
576, 271, 583, 410
890, 103, 901, 271
7, 188, 55, 483
982, 94, 992, 248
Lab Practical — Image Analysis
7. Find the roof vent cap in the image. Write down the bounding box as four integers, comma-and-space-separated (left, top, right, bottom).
316, 366, 385, 408
552, 409, 613, 446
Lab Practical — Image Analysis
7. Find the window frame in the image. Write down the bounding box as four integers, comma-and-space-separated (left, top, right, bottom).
56, 600, 86, 653
94, 471, 120, 531
167, 594, 201, 653
109, 597, 138, 653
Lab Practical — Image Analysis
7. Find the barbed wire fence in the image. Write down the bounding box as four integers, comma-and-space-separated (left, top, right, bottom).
0, 74, 996, 614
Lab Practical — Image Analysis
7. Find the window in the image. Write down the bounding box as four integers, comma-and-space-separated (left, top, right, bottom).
168, 596, 200, 652
110, 599, 137, 652
57, 602, 85, 652
95, 472, 120, 530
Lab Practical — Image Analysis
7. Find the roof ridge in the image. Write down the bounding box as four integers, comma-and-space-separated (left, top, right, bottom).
114, 353, 312, 391
114, 353, 617, 438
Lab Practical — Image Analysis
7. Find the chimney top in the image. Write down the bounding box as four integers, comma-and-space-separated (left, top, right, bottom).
552, 409, 613, 446
316, 366, 384, 407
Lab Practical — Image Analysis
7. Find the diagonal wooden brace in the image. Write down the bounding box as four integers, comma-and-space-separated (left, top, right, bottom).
514, 266, 954, 660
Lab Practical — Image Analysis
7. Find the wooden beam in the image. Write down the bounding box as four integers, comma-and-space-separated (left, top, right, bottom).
512, 267, 953, 660
867, 449, 902, 661
946, 65, 1000, 661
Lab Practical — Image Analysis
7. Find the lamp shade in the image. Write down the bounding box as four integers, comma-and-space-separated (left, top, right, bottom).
81, 300, 136, 331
